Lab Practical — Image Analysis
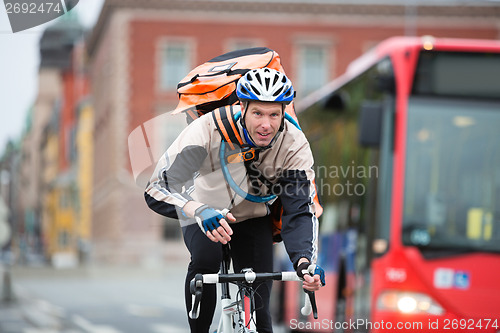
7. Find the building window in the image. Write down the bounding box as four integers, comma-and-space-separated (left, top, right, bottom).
159, 41, 192, 91
297, 44, 330, 97
225, 39, 264, 53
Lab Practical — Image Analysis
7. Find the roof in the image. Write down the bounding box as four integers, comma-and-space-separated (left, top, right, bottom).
296, 36, 500, 112
86, 0, 500, 57
39, 11, 86, 69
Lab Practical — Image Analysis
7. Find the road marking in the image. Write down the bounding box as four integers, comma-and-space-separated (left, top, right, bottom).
160, 296, 186, 311
125, 304, 164, 317
72, 315, 122, 333
23, 328, 82, 333
151, 323, 189, 333
33, 299, 66, 318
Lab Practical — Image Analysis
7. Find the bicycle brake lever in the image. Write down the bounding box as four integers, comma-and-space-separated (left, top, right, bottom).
305, 290, 318, 319
301, 289, 318, 319
189, 274, 203, 319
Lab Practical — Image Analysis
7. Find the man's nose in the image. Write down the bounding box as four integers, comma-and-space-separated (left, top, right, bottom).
260, 117, 271, 129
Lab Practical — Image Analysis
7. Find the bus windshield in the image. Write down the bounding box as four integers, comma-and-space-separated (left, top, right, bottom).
403, 98, 500, 255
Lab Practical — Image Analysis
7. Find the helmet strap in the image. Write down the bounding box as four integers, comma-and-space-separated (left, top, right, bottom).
278, 104, 285, 132
243, 127, 257, 148
240, 101, 248, 130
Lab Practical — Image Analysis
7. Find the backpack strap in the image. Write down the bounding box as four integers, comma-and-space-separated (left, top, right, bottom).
212, 105, 244, 151
213, 105, 277, 200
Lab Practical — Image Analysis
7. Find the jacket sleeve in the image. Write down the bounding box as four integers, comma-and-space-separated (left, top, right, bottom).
144, 116, 210, 219
278, 137, 319, 269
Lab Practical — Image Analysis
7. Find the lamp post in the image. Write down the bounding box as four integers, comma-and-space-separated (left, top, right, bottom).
0, 170, 14, 303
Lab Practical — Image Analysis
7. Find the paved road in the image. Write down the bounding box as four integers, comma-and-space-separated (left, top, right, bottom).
1, 242, 294, 333
1, 247, 194, 333
13, 265, 189, 333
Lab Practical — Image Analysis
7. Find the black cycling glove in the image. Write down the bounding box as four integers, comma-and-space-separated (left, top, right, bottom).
296, 261, 326, 286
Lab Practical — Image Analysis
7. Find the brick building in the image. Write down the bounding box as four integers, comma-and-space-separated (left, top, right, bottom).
86, 0, 500, 263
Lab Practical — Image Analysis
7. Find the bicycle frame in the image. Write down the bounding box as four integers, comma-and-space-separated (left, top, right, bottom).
218, 242, 249, 332
218, 279, 256, 332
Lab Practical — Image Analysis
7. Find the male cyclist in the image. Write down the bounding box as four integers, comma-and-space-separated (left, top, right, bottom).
145, 68, 324, 333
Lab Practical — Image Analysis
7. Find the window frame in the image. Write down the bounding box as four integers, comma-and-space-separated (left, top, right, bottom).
156, 38, 196, 93
294, 38, 334, 98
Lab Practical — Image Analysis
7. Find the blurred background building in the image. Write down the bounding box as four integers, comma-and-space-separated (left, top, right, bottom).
1, 0, 499, 266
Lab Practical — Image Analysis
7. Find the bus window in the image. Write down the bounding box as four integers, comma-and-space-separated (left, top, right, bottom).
403, 97, 500, 256
413, 51, 500, 99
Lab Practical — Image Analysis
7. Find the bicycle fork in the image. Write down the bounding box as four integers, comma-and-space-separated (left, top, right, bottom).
219, 243, 235, 332
219, 245, 256, 333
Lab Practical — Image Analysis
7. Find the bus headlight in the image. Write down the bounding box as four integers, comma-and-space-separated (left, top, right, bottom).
377, 290, 444, 315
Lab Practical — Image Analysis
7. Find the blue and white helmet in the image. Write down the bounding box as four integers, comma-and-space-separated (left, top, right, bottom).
236, 68, 294, 105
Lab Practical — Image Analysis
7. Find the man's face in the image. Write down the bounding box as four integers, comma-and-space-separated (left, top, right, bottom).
243, 101, 283, 147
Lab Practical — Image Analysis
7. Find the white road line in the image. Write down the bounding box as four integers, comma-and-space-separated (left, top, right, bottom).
23, 327, 82, 333
150, 323, 189, 333
72, 315, 122, 333
33, 299, 66, 318
160, 296, 187, 311
125, 304, 164, 317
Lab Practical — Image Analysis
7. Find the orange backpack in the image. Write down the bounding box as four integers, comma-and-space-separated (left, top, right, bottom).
172, 47, 298, 122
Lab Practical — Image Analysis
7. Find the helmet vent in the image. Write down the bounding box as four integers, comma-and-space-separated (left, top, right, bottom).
255, 72, 263, 85
273, 74, 279, 86
242, 85, 252, 96
250, 84, 260, 96
273, 86, 284, 97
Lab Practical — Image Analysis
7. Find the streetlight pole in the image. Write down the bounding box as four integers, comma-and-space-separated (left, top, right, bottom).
0, 170, 14, 303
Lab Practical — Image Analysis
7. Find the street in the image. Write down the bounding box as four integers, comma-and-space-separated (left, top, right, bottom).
1, 249, 291, 333
1, 246, 192, 333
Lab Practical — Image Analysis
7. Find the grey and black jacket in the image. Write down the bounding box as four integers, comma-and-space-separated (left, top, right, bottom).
145, 105, 319, 267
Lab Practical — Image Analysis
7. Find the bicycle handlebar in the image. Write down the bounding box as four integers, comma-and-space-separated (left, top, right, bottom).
201, 271, 301, 284
189, 270, 319, 320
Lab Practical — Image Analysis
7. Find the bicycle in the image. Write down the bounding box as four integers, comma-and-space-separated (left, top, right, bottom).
189, 243, 319, 333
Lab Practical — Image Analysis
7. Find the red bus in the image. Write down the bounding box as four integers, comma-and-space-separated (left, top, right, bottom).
280, 36, 500, 332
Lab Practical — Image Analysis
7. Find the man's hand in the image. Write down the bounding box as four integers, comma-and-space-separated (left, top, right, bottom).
193, 205, 235, 244
296, 260, 325, 292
